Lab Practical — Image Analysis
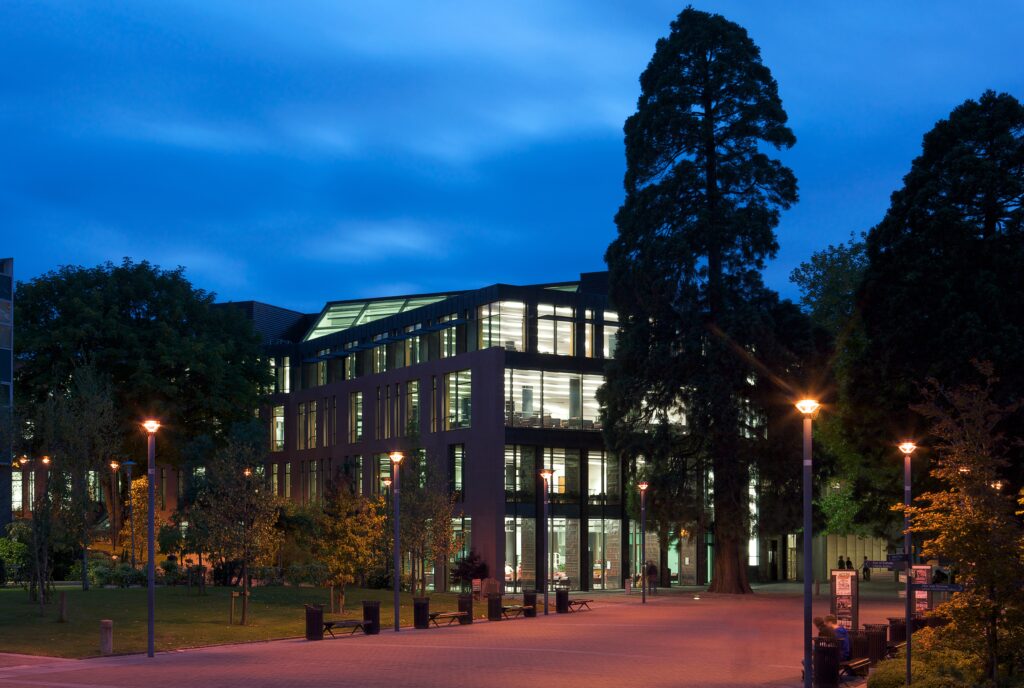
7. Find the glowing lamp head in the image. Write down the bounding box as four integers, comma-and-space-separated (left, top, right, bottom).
638, 481, 649, 492
389, 451, 404, 465
243, 467, 253, 478
898, 442, 917, 455
41, 455, 52, 466
382, 477, 392, 489
142, 419, 161, 434
109, 460, 120, 472
539, 469, 554, 482
795, 399, 820, 416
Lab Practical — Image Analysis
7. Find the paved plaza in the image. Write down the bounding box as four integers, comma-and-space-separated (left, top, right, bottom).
0, 589, 903, 688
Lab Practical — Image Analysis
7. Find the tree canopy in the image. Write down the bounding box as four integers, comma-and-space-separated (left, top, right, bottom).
603, 7, 809, 594
832, 90, 1024, 527
15, 259, 269, 463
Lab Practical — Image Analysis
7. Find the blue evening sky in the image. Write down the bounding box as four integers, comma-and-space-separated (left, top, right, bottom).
2, 1, 1022, 313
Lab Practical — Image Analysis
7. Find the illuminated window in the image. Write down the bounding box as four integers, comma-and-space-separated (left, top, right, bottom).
405, 325, 423, 365
478, 301, 526, 351
537, 304, 574, 355
439, 314, 458, 358
284, 463, 292, 498
404, 380, 420, 436
11, 470, 22, 514
271, 405, 285, 452
602, 311, 619, 358
450, 444, 464, 500
444, 370, 472, 430
307, 400, 318, 449
297, 404, 307, 450
317, 349, 329, 386
278, 356, 291, 393
349, 392, 363, 442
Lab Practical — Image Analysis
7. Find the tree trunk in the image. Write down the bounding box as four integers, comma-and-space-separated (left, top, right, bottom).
106, 472, 121, 552
240, 559, 249, 625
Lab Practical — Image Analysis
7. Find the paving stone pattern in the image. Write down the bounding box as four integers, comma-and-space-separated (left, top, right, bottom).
0, 593, 901, 688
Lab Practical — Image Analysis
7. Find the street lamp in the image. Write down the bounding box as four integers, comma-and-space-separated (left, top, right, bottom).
795, 398, 820, 688
898, 441, 916, 686
142, 419, 160, 658
638, 481, 649, 604
123, 460, 137, 569
389, 451, 404, 633
539, 468, 553, 615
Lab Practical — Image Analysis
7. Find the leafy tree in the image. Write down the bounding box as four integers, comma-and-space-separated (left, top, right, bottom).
604, 7, 799, 594
313, 486, 385, 612
903, 363, 1024, 682
839, 91, 1024, 530
790, 234, 866, 338
14, 259, 269, 466
188, 423, 282, 625
38, 364, 118, 590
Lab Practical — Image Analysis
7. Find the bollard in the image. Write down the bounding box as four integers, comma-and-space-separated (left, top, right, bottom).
887, 616, 906, 643
100, 620, 114, 656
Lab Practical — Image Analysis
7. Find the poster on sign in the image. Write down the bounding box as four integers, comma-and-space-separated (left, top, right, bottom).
830, 569, 859, 629
911, 565, 932, 614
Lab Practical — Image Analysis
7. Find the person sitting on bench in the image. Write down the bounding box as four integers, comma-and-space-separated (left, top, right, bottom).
825, 615, 851, 660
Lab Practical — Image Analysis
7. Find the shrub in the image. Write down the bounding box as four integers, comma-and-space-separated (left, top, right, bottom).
0, 537, 30, 585
450, 549, 488, 590
868, 639, 984, 688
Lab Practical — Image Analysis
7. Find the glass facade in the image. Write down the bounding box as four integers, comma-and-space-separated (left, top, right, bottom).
272, 405, 285, 452
450, 444, 464, 500
504, 369, 603, 429
546, 517, 580, 588
444, 369, 471, 429
349, 392, 363, 442
504, 516, 536, 593
542, 448, 580, 503
503, 445, 536, 502
588, 518, 622, 589
586, 450, 620, 504
602, 311, 619, 358
478, 301, 526, 352
537, 304, 574, 355
11, 471, 22, 514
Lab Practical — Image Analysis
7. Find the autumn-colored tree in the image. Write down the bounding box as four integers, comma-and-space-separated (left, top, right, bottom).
118, 477, 150, 567
314, 485, 385, 612
902, 363, 1024, 682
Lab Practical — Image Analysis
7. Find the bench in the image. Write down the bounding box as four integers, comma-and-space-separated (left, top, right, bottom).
502, 605, 534, 619
840, 657, 870, 677
323, 619, 364, 637
429, 611, 469, 627
567, 599, 593, 612
886, 641, 907, 659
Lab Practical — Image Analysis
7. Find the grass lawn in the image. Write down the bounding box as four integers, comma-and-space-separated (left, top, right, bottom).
0, 585, 471, 658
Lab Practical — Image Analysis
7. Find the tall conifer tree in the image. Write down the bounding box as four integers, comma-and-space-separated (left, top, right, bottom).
603, 7, 797, 593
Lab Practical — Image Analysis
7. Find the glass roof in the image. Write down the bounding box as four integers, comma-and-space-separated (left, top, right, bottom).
304, 294, 457, 341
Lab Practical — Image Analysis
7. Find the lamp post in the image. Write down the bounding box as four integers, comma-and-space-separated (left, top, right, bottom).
539, 468, 553, 615
898, 441, 916, 686
382, 477, 392, 582
638, 481, 649, 604
796, 398, 820, 688
142, 419, 160, 658
124, 460, 137, 568
109, 459, 122, 561
389, 451, 403, 632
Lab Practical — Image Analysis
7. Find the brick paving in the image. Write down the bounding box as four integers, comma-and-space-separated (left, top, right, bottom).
0, 592, 901, 688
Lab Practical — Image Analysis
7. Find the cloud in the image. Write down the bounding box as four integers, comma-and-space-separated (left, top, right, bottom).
303, 218, 451, 263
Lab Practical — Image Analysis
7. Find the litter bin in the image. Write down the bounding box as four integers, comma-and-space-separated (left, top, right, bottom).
413, 597, 430, 630
305, 604, 324, 641
523, 591, 537, 618
864, 624, 888, 666
487, 593, 503, 621
362, 600, 380, 635
887, 617, 906, 643
457, 594, 474, 624
849, 630, 868, 660
555, 588, 569, 614
813, 636, 840, 688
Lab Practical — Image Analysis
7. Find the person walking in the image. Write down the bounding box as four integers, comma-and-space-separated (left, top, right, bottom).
646, 561, 657, 596
845, 557, 854, 571
862, 556, 871, 581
